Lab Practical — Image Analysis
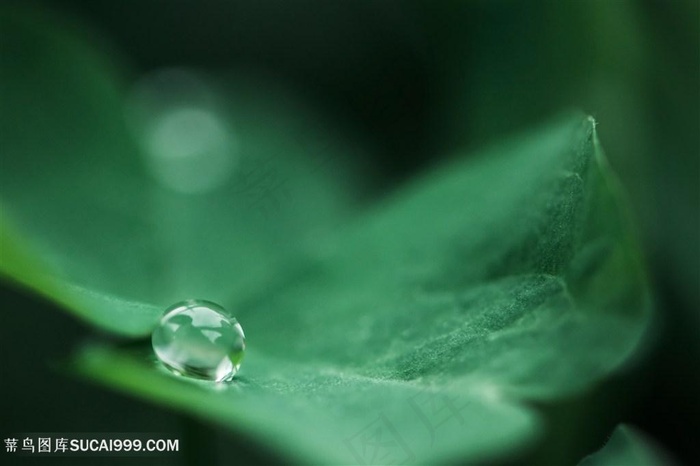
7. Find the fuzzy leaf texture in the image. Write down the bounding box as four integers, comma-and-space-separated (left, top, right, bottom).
0, 5, 650, 464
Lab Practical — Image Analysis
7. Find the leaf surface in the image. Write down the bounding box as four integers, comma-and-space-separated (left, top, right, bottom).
0, 5, 364, 335
73, 115, 649, 463
579, 425, 672, 466
0, 5, 650, 463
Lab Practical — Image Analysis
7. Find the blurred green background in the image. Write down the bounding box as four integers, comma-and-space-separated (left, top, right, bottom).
1, 0, 697, 464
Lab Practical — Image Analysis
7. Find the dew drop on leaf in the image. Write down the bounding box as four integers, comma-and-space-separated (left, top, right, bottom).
151, 300, 245, 382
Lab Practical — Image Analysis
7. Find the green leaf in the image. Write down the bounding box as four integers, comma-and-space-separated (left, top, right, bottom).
71, 115, 649, 463
76, 344, 539, 464
0, 4, 365, 336
1, 6, 651, 464
578, 425, 673, 466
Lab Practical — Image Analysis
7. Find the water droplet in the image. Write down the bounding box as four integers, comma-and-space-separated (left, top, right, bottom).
152, 300, 245, 382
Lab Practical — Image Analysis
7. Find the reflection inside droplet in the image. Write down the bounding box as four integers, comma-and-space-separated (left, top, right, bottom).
152, 299, 246, 382
127, 68, 239, 194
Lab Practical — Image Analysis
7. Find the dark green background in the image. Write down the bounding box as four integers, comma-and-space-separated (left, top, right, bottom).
1, 1, 698, 464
